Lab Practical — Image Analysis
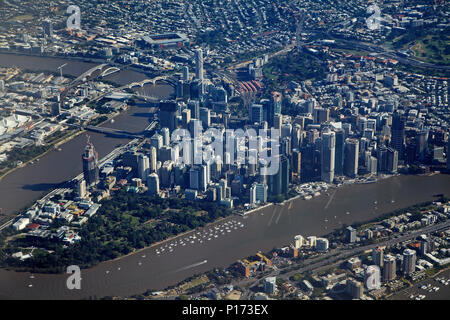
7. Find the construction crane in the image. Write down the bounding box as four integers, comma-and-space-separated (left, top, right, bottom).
57, 63, 67, 78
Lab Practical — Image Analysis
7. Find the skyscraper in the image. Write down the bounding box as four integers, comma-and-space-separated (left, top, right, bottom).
383, 255, 397, 282
344, 139, 359, 178
147, 173, 160, 195
82, 136, 99, 187
391, 112, 405, 158
334, 129, 345, 176
138, 154, 150, 181
403, 249, 417, 275
250, 104, 263, 124
159, 101, 178, 132
321, 131, 335, 183
372, 247, 384, 268
195, 48, 203, 81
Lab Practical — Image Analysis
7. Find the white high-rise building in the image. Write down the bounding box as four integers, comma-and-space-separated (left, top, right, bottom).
195, 48, 204, 81
138, 154, 150, 181
149, 147, 157, 172
294, 235, 304, 249
161, 127, 170, 146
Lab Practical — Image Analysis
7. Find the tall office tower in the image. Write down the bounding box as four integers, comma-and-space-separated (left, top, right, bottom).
150, 133, 163, 150
372, 247, 384, 268
161, 127, 170, 146
416, 130, 429, 160
391, 112, 405, 158
321, 131, 336, 183
281, 137, 292, 157
159, 101, 178, 132
274, 114, 282, 135
176, 80, 184, 99
383, 255, 397, 282
264, 277, 277, 295
292, 149, 301, 176
188, 100, 200, 119
181, 108, 191, 127
195, 48, 204, 81
344, 138, 359, 178
313, 108, 329, 124
0, 79, 5, 92
189, 168, 199, 190
270, 155, 290, 195
281, 123, 292, 139
147, 173, 160, 195
82, 136, 99, 187
250, 103, 263, 124
267, 91, 282, 127
182, 66, 189, 81
160, 161, 173, 188
199, 107, 211, 128
42, 20, 53, 37
138, 154, 150, 181
334, 129, 345, 176
419, 237, 429, 255
149, 147, 157, 172
403, 249, 417, 275
386, 147, 398, 173
292, 124, 302, 149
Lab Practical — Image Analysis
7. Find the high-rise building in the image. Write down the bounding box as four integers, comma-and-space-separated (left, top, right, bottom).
181, 108, 191, 127
321, 131, 335, 183
383, 255, 397, 282
292, 149, 301, 178
316, 238, 329, 252
264, 277, 277, 295
182, 66, 189, 81
372, 247, 384, 268
250, 103, 263, 124
0, 80, 5, 92
345, 226, 356, 243
267, 92, 282, 127
391, 112, 405, 158
188, 100, 200, 119
147, 173, 160, 195
269, 155, 289, 195
334, 129, 345, 176
250, 183, 268, 204
386, 147, 398, 173
294, 235, 304, 249
77, 179, 87, 198
313, 108, 329, 124
200, 107, 211, 128
161, 127, 170, 146
82, 136, 99, 187
195, 48, 204, 81
346, 279, 363, 299
403, 249, 417, 275
344, 139, 359, 178
149, 147, 157, 172
138, 154, 150, 181
159, 101, 178, 132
